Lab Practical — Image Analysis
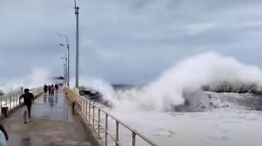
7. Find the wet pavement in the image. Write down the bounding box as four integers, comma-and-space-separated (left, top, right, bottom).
1, 90, 99, 146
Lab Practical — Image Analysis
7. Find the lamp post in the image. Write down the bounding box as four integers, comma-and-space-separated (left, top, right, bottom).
74, 0, 80, 88
63, 63, 66, 85
59, 34, 70, 87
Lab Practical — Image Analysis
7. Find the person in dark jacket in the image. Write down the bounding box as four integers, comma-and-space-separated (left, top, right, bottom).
19, 88, 34, 123
55, 84, 58, 91
0, 124, 8, 141
43, 84, 48, 93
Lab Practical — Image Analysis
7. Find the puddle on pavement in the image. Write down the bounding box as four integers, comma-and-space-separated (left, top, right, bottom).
21, 136, 32, 146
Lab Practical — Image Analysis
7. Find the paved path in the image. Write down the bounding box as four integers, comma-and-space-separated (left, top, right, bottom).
1, 90, 99, 146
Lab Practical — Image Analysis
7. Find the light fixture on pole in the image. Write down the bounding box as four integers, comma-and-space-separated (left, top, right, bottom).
59, 34, 70, 87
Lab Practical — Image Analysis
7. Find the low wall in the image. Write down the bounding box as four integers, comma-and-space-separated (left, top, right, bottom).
64, 87, 101, 146
64, 87, 82, 113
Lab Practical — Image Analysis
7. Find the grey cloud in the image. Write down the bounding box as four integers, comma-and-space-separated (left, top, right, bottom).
1, 0, 262, 85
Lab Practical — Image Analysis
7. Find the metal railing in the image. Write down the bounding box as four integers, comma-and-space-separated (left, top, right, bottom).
0, 87, 43, 116
65, 87, 157, 146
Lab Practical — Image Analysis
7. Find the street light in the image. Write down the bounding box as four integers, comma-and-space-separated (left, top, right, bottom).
59, 34, 70, 87
74, 0, 80, 88
63, 63, 67, 85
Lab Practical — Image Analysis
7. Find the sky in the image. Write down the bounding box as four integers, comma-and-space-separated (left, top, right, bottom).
1, 0, 262, 85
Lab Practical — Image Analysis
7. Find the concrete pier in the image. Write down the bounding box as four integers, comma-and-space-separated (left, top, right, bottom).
1, 90, 99, 146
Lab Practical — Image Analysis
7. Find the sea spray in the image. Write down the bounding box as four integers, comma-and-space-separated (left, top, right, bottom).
0, 67, 52, 92
80, 78, 118, 105
83, 52, 262, 111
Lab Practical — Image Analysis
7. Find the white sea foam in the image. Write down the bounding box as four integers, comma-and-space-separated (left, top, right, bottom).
83, 52, 262, 111
0, 67, 52, 93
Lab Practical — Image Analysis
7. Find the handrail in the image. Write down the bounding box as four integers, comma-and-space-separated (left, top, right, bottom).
65, 87, 157, 146
0, 87, 43, 116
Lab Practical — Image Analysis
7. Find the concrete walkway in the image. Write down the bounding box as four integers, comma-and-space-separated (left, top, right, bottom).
1, 90, 99, 146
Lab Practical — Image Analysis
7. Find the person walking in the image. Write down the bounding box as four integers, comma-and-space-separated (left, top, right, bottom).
50, 84, 54, 96
19, 88, 34, 124
43, 84, 48, 94
55, 84, 59, 91
48, 85, 51, 94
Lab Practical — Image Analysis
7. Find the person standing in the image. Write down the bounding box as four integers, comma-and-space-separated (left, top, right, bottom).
19, 88, 34, 124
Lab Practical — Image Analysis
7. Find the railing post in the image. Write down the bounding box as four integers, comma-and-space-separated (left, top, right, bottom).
0, 96, 2, 108
132, 131, 136, 146
81, 100, 84, 114
105, 114, 108, 146
9, 96, 11, 109
98, 109, 101, 138
85, 100, 88, 120
83, 99, 87, 119
17, 94, 19, 107
82, 100, 84, 118
6, 96, 8, 108
0, 96, 2, 116
92, 104, 95, 128
88, 102, 91, 121
83, 99, 85, 118
17, 94, 18, 107
116, 121, 119, 146
14, 94, 18, 108
15, 94, 17, 107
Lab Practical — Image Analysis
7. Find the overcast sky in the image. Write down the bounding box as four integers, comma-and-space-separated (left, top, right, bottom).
1, 0, 262, 85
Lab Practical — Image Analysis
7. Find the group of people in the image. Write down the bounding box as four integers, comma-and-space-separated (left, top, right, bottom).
43, 84, 59, 95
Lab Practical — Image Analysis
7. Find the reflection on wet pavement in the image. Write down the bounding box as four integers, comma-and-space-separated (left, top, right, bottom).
1, 89, 98, 146
34, 91, 73, 122
21, 136, 32, 146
